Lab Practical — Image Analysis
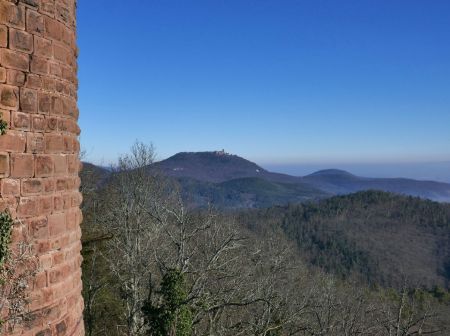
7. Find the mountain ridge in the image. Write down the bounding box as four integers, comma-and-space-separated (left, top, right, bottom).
83, 151, 450, 207
151, 151, 450, 204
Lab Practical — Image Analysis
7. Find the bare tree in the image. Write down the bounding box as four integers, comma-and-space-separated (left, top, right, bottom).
99, 142, 164, 336
80, 142, 450, 336
376, 281, 442, 336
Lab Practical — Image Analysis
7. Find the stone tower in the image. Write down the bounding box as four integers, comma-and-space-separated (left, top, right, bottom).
0, 0, 83, 335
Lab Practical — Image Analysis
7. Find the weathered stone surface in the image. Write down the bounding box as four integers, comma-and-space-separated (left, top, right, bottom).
0, 0, 83, 334
6, 69, 26, 86
0, 2, 26, 30
0, 25, 7, 48
0, 84, 20, 110
0, 152, 9, 177
0, 49, 30, 72
9, 28, 34, 54
26, 9, 45, 35
20, 87, 38, 112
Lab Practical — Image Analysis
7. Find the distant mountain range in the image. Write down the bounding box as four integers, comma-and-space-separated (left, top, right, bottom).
83, 151, 450, 208
151, 151, 450, 207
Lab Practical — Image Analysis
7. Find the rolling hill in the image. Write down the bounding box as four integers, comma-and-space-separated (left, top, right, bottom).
151, 151, 450, 206
237, 190, 450, 289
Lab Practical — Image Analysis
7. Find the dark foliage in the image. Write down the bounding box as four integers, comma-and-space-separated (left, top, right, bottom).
238, 191, 450, 289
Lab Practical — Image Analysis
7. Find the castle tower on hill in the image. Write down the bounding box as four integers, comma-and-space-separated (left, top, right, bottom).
0, 0, 84, 335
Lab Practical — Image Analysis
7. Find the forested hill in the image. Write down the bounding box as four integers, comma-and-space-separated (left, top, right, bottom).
238, 191, 450, 289
152, 151, 450, 203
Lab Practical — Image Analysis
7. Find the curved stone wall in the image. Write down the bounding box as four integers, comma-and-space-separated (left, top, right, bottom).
0, 0, 83, 335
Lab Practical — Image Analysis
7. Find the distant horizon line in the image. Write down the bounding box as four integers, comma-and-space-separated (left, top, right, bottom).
84, 149, 450, 167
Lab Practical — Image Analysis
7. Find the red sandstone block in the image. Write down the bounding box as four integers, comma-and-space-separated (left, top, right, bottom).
63, 134, 74, 152
26, 9, 45, 35
42, 177, 55, 193
55, 80, 64, 93
40, 303, 63, 326
53, 42, 69, 63
22, 178, 43, 195
10, 223, 26, 245
40, 0, 56, 17
53, 154, 67, 175
6, 69, 26, 86
0, 2, 26, 30
0, 67, 5, 83
57, 118, 68, 133
32, 114, 46, 131
56, 1, 71, 24
44, 16, 62, 41
51, 63, 63, 79
17, 196, 39, 217
26, 132, 45, 153
50, 234, 66, 251
63, 82, 73, 97
45, 133, 64, 153
38, 253, 53, 269
53, 195, 63, 212
0, 49, 29, 72
67, 154, 78, 174
39, 195, 53, 214
62, 193, 71, 209
20, 0, 40, 9
49, 263, 71, 284
9, 28, 33, 54
42, 76, 55, 91
68, 84, 77, 98
38, 92, 51, 114
20, 87, 38, 112
67, 53, 76, 68
34, 239, 51, 254
64, 99, 77, 119
41, 285, 56, 305
61, 65, 75, 83
0, 84, 19, 110
0, 130, 26, 152
11, 111, 31, 130
66, 208, 78, 230
56, 177, 70, 191
28, 289, 45, 312
62, 26, 73, 46
27, 216, 49, 240
0, 196, 17, 214
35, 155, 53, 177
1, 178, 20, 196
69, 231, 81, 246
0, 152, 9, 177
52, 251, 64, 265
65, 241, 81, 261
26, 73, 42, 89
31, 55, 49, 75
34, 36, 52, 58
34, 271, 48, 290
0, 25, 6, 48
11, 153, 34, 177
48, 212, 66, 237
51, 95, 63, 114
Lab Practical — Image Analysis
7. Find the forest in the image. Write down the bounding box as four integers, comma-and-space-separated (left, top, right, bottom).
80, 143, 450, 336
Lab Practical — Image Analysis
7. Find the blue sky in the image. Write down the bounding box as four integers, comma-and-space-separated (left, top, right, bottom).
77, 0, 450, 177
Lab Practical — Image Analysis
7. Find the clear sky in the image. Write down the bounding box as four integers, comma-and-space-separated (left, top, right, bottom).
77, 0, 450, 174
